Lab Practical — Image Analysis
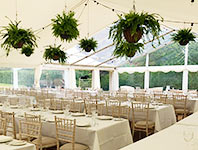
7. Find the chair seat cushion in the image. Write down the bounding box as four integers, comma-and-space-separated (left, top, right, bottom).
60, 143, 89, 150
32, 136, 57, 148
175, 108, 189, 114
135, 121, 155, 128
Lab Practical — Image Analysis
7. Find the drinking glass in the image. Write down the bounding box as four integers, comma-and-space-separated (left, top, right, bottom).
183, 128, 194, 142
64, 105, 70, 117
91, 107, 98, 126
183, 128, 194, 149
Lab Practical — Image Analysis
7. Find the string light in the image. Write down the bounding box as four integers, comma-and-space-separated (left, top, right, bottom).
34, 0, 198, 35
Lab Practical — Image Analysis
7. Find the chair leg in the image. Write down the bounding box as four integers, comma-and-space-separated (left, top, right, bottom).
146, 128, 149, 137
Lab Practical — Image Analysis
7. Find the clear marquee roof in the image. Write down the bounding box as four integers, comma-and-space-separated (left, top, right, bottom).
0, 0, 197, 69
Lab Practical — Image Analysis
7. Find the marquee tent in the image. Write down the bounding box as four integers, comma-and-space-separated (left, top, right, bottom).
0, 0, 197, 68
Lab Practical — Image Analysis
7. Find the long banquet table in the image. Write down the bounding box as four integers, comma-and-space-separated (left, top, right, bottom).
0, 106, 133, 150
120, 112, 198, 150
120, 101, 176, 131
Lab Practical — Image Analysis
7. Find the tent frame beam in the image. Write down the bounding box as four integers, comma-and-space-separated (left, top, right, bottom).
95, 30, 175, 68
71, 44, 114, 65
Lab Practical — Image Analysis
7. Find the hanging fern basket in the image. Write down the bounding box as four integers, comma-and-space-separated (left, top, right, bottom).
179, 40, 189, 46
60, 33, 70, 40
53, 55, 60, 60
126, 50, 136, 57
13, 41, 24, 48
84, 47, 92, 52
123, 28, 143, 43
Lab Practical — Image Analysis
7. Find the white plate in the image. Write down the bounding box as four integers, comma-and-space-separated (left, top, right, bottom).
30, 108, 41, 111
51, 111, 64, 114
10, 105, 18, 109
0, 136, 13, 143
76, 122, 91, 127
97, 116, 113, 120
86, 114, 92, 117
113, 118, 123, 121
71, 113, 86, 117
9, 140, 26, 146
46, 118, 55, 122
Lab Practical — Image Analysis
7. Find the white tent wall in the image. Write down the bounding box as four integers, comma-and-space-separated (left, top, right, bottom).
92, 69, 101, 90
34, 65, 43, 89
109, 69, 119, 91
13, 68, 19, 89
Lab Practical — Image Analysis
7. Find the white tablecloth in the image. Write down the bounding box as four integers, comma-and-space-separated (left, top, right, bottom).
1, 107, 133, 150
120, 112, 198, 150
121, 102, 176, 131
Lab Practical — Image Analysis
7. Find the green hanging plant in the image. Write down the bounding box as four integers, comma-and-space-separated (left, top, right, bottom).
79, 38, 98, 52
21, 45, 34, 57
51, 11, 79, 42
43, 45, 67, 64
171, 28, 196, 46
113, 42, 144, 58
109, 11, 163, 58
1, 20, 37, 56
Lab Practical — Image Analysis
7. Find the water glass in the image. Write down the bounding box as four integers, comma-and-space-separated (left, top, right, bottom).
183, 128, 194, 142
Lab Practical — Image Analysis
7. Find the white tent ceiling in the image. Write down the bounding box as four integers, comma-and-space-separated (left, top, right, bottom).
0, 0, 197, 68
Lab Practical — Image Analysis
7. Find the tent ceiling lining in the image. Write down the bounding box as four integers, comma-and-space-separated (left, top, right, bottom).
0, 0, 197, 68
43, 63, 115, 71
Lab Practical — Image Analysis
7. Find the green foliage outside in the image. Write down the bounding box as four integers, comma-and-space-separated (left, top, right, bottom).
0, 69, 13, 84
149, 72, 182, 89
100, 71, 109, 91
40, 70, 63, 88
0, 41, 198, 90
119, 72, 144, 89
76, 70, 92, 88
18, 69, 34, 87
119, 42, 198, 90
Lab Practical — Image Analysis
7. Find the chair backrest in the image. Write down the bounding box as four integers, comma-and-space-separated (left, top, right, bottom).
111, 105, 130, 119
173, 94, 188, 115
154, 93, 167, 104
36, 98, 46, 109
86, 102, 104, 115
50, 99, 63, 110
133, 93, 146, 102
0, 117, 6, 135
116, 92, 128, 101
105, 100, 120, 116
55, 117, 76, 150
8, 97, 19, 106
131, 102, 150, 126
97, 104, 107, 116
19, 113, 42, 147
69, 101, 84, 113
0, 111, 16, 139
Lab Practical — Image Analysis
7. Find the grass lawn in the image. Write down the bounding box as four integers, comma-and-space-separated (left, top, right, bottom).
0, 83, 13, 87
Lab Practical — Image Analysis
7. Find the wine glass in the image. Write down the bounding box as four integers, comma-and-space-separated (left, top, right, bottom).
64, 105, 70, 117
183, 128, 194, 149
91, 107, 98, 126
183, 128, 194, 142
